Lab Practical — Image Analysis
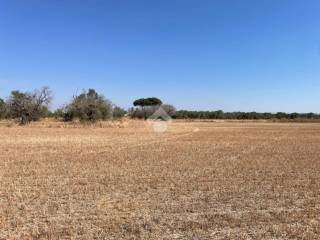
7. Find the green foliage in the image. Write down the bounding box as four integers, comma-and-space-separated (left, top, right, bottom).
276, 112, 287, 119
133, 97, 162, 107
131, 97, 165, 119
130, 103, 176, 119
174, 110, 320, 120
2, 87, 320, 123
0, 98, 7, 119
54, 106, 73, 121
6, 87, 52, 124
112, 106, 127, 119
57, 89, 113, 122
130, 106, 156, 119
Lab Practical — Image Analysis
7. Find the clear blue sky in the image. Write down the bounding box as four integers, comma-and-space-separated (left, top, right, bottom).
1, 0, 320, 112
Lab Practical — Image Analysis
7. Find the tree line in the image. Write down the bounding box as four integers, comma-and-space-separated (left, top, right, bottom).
0, 87, 127, 124
174, 110, 320, 120
0, 86, 319, 124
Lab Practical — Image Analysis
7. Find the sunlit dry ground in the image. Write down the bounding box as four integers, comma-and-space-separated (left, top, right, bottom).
0, 120, 320, 239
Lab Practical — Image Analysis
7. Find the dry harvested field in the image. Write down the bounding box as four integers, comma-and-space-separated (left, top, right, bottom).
0, 120, 320, 239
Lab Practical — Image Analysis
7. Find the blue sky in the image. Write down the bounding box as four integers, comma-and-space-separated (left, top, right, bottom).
1, 0, 320, 112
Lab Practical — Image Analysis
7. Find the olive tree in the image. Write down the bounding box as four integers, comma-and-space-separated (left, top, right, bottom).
6, 87, 52, 124
57, 89, 113, 122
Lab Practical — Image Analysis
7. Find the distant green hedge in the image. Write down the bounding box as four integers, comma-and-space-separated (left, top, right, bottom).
174, 110, 320, 120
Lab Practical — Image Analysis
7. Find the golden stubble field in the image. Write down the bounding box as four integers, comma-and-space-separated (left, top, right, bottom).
0, 120, 320, 239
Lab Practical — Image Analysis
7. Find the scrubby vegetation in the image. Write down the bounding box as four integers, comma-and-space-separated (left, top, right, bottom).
0, 98, 7, 120
0, 87, 320, 123
55, 89, 113, 122
112, 106, 127, 119
175, 110, 320, 120
4, 87, 52, 124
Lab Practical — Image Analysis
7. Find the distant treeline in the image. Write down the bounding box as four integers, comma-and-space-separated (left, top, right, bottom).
0, 87, 127, 124
1, 86, 320, 124
174, 110, 320, 120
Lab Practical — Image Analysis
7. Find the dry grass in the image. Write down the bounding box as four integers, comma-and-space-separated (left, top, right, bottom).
0, 120, 320, 239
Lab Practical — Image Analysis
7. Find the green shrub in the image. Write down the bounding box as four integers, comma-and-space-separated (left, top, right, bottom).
113, 106, 127, 119
0, 98, 7, 119
6, 87, 52, 124
58, 89, 113, 122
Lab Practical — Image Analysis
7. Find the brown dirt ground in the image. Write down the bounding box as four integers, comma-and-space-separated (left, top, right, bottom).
0, 120, 320, 239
